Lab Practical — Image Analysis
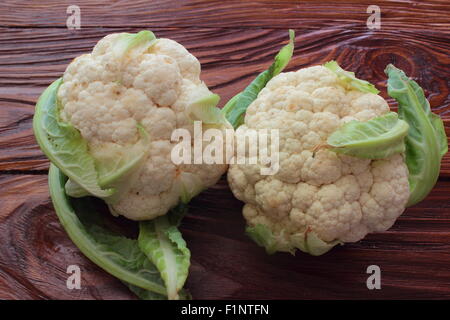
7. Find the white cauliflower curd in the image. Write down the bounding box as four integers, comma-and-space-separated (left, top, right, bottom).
227, 65, 410, 255
57, 31, 228, 220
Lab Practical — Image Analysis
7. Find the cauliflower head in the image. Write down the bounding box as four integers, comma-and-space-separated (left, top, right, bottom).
58, 31, 228, 220
227, 65, 410, 255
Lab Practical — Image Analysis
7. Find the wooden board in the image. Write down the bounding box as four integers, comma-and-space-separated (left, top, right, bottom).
0, 0, 449, 299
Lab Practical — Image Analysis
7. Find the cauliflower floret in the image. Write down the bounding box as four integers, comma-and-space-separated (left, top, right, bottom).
227, 65, 409, 254
58, 32, 228, 220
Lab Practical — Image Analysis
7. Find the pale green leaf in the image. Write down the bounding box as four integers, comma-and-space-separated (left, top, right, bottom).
246, 224, 294, 255
385, 64, 448, 206
138, 206, 191, 300
247, 224, 339, 256
178, 172, 205, 204
324, 60, 379, 94
291, 231, 340, 256
33, 79, 113, 198
186, 93, 226, 125
48, 164, 167, 297
327, 112, 409, 159
223, 30, 295, 128
112, 30, 156, 59
65, 124, 150, 202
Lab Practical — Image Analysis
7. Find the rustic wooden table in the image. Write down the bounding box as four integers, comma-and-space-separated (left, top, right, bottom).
0, 0, 449, 300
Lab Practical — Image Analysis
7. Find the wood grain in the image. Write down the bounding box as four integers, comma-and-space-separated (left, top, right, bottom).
0, 0, 449, 300
0, 174, 137, 300
1, 174, 450, 300
0, 0, 449, 30
0, 27, 449, 172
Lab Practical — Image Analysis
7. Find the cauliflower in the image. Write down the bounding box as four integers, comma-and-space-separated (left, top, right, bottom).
227, 65, 410, 255
54, 31, 228, 220
34, 31, 233, 299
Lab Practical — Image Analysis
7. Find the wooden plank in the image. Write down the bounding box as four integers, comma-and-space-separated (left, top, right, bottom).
0, 0, 448, 30
0, 174, 137, 300
1, 0, 449, 300
1, 174, 450, 299
0, 27, 449, 172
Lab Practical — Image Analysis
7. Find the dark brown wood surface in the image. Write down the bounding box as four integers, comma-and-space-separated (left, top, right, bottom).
0, 0, 449, 299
